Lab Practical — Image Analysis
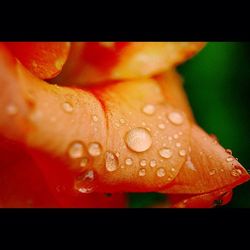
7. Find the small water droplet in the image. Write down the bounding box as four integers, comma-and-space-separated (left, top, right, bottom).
178, 131, 183, 136
125, 158, 133, 166
168, 112, 183, 125
115, 152, 120, 158
92, 115, 98, 122
68, 141, 85, 159
62, 102, 73, 113
185, 158, 196, 171
119, 118, 125, 124
220, 168, 224, 172
173, 134, 179, 139
168, 136, 173, 141
176, 142, 181, 148
80, 157, 88, 167
88, 142, 102, 157
209, 169, 216, 176
225, 149, 233, 155
157, 168, 166, 177
179, 149, 186, 157
120, 165, 125, 169
138, 168, 146, 176
226, 156, 234, 162
150, 159, 157, 168
142, 104, 155, 115
157, 115, 162, 120
158, 123, 165, 130
74, 170, 95, 193
105, 152, 118, 172
125, 127, 152, 153
171, 167, 176, 172
6, 104, 18, 115
231, 168, 242, 177
140, 159, 147, 167
159, 148, 173, 159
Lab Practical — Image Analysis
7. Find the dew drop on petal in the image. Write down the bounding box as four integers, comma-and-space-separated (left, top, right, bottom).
150, 159, 157, 168
68, 141, 85, 159
158, 123, 166, 130
159, 148, 173, 159
179, 149, 186, 157
92, 115, 98, 122
119, 118, 125, 124
115, 152, 120, 158
74, 170, 95, 193
176, 142, 181, 148
231, 168, 242, 177
209, 169, 216, 176
226, 156, 234, 162
225, 149, 232, 155
142, 104, 156, 115
140, 159, 147, 167
105, 152, 118, 172
125, 127, 152, 153
168, 112, 183, 125
62, 102, 74, 113
157, 168, 166, 177
88, 142, 102, 157
125, 158, 133, 166
138, 168, 146, 177
6, 104, 18, 115
80, 157, 88, 167
173, 134, 179, 139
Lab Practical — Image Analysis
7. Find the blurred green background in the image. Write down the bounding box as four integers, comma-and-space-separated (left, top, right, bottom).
129, 42, 250, 208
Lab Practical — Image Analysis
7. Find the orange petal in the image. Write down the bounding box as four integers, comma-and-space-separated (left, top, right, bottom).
160, 124, 250, 194
4, 42, 71, 80
55, 42, 205, 85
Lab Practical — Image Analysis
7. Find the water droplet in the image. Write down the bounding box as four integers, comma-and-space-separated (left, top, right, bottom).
105, 152, 118, 172
68, 141, 85, 159
119, 118, 125, 124
209, 169, 216, 176
74, 170, 95, 193
159, 148, 173, 159
88, 142, 102, 157
178, 131, 183, 136
142, 104, 155, 115
171, 167, 176, 172
225, 149, 233, 155
138, 168, 146, 176
185, 158, 196, 171
158, 123, 165, 130
226, 156, 234, 162
115, 152, 120, 158
80, 157, 88, 167
120, 165, 125, 169
179, 149, 186, 157
140, 159, 147, 167
168, 136, 173, 141
150, 159, 157, 168
231, 168, 242, 177
62, 102, 73, 113
176, 142, 181, 148
125, 127, 152, 153
6, 104, 18, 115
157, 168, 166, 177
115, 122, 120, 128
125, 158, 133, 166
168, 112, 183, 125
173, 134, 179, 139
92, 115, 98, 122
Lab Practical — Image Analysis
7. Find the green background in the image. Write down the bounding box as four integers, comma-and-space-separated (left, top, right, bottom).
129, 42, 250, 208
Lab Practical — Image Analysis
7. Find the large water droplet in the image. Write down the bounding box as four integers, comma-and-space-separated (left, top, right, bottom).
125, 158, 133, 166
168, 112, 183, 125
105, 151, 118, 172
142, 104, 156, 115
74, 170, 95, 193
6, 104, 18, 115
88, 142, 102, 157
150, 159, 157, 168
140, 159, 147, 167
157, 168, 166, 177
68, 141, 85, 159
159, 148, 173, 159
125, 127, 152, 153
62, 102, 74, 113
138, 168, 146, 176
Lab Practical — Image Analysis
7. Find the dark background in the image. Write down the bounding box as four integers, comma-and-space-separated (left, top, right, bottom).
129, 42, 250, 208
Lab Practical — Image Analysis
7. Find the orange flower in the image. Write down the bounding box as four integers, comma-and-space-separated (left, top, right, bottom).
0, 42, 248, 208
